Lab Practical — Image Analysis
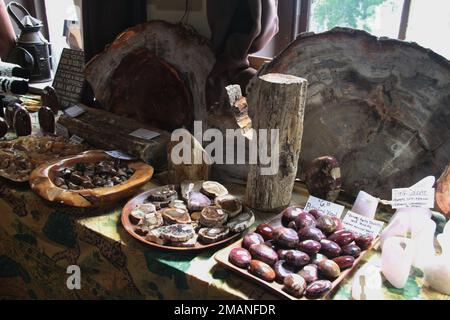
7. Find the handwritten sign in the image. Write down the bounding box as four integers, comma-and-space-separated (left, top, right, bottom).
64, 105, 85, 118
52, 49, 85, 109
304, 195, 345, 218
129, 128, 160, 141
69, 134, 84, 145
391, 187, 435, 209
55, 123, 69, 139
342, 211, 384, 237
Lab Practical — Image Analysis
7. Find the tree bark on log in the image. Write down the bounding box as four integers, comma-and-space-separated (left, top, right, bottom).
262, 27, 450, 198
57, 105, 170, 169
245, 73, 308, 211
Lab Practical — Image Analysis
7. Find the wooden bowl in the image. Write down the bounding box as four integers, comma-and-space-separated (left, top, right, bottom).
121, 187, 243, 252
29, 150, 154, 208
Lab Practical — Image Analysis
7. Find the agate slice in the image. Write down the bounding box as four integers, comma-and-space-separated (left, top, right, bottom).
226, 211, 255, 233
145, 227, 168, 245
187, 191, 212, 211
198, 227, 230, 244
199, 206, 228, 227
147, 185, 177, 201
201, 181, 228, 198
129, 203, 157, 225
135, 211, 163, 236
170, 234, 198, 247
161, 207, 191, 224
160, 224, 195, 242
215, 194, 242, 218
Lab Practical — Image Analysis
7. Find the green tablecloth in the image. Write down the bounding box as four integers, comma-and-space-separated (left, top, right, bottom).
0, 179, 448, 300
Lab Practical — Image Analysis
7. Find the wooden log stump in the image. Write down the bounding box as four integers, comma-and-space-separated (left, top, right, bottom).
245, 73, 308, 211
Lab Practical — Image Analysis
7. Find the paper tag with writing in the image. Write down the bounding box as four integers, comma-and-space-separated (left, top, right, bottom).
55, 123, 70, 138
69, 134, 84, 145
391, 187, 435, 209
304, 195, 345, 218
104, 150, 136, 161
64, 105, 85, 118
129, 128, 160, 140
342, 211, 384, 237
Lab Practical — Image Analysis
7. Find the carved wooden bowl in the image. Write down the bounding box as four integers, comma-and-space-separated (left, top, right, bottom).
29, 150, 154, 208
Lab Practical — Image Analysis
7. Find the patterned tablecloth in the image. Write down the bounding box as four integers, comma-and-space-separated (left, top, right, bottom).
0, 177, 449, 300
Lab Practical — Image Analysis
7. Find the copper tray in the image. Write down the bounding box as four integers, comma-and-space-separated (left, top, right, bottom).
214, 212, 376, 300
121, 187, 243, 252
30, 150, 154, 208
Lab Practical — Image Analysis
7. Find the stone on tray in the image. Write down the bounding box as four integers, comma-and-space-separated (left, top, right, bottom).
135, 211, 163, 235
129, 203, 157, 225
170, 234, 198, 247
249, 260, 276, 282
226, 211, 255, 233
305, 280, 332, 299
281, 206, 304, 227
273, 260, 296, 283
298, 264, 319, 284
297, 240, 321, 255
199, 206, 228, 227
249, 244, 278, 266
319, 239, 342, 258
328, 230, 355, 247
147, 185, 177, 201
332, 256, 355, 270
242, 233, 265, 249
283, 274, 307, 298
145, 226, 168, 245
214, 194, 242, 218
201, 181, 228, 198
318, 259, 341, 280
285, 250, 310, 268
187, 191, 212, 211
169, 199, 187, 210
298, 227, 326, 242
273, 227, 299, 248
161, 207, 191, 224
316, 216, 338, 235
255, 223, 274, 240
198, 227, 230, 244
229, 247, 252, 269
160, 224, 195, 242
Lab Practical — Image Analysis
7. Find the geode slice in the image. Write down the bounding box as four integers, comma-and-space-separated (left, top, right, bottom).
147, 185, 178, 201
135, 211, 163, 235
214, 194, 242, 218
199, 206, 228, 227
161, 207, 191, 224
170, 234, 198, 247
160, 224, 195, 242
129, 203, 157, 225
226, 211, 255, 233
201, 181, 229, 198
145, 226, 168, 245
187, 191, 211, 211
198, 227, 230, 244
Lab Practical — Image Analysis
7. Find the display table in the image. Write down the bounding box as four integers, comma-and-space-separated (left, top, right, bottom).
0, 178, 448, 300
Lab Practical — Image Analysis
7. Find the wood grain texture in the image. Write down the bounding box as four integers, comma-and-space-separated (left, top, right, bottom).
29, 150, 154, 208
262, 27, 450, 198
85, 20, 215, 130
436, 165, 450, 218
245, 73, 308, 211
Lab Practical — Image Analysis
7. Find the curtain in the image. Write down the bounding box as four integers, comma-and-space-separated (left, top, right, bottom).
206, 0, 279, 109
81, 0, 147, 105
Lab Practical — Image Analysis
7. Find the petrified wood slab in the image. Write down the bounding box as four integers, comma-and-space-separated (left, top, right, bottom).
261, 27, 450, 198
85, 20, 215, 131
57, 104, 170, 168
29, 150, 154, 208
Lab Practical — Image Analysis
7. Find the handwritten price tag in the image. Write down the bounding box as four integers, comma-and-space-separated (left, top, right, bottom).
55, 123, 69, 139
342, 211, 384, 237
64, 105, 85, 118
129, 128, 160, 141
391, 187, 435, 209
304, 195, 345, 218
69, 134, 84, 145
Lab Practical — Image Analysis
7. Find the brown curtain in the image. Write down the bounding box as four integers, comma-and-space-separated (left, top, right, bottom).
81, 0, 147, 105
206, 0, 279, 109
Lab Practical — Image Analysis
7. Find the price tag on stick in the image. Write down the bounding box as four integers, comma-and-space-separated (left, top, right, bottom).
304, 195, 345, 218
391, 187, 435, 209
342, 211, 384, 238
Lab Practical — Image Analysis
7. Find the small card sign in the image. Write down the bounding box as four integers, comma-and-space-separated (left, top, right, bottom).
69, 134, 84, 145
129, 128, 160, 141
342, 211, 384, 237
104, 150, 136, 161
391, 187, 435, 209
64, 105, 85, 118
304, 195, 345, 218
55, 123, 69, 139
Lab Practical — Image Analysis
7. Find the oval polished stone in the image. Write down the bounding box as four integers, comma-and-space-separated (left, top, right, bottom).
328, 230, 355, 247
228, 248, 252, 269
320, 239, 342, 258
311, 253, 328, 265
264, 239, 277, 250
294, 212, 316, 230
273, 227, 299, 248
249, 244, 278, 266
305, 280, 333, 299
281, 206, 303, 227
298, 227, 326, 242
308, 209, 327, 220
298, 264, 319, 284
283, 274, 307, 298
277, 249, 290, 260
318, 259, 341, 280
249, 260, 276, 282
242, 232, 265, 249
316, 216, 338, 234
38, 106, 55, 134
297, 240, 321, 255
13, 106, 31, 136
255, 223, 274, 240
355, 234, 374, 250
273, 260, 296, 283
331, 217, 343, 231
285, 250, 310, 268
341, 243, 362, 258
0, 118, 7, 138
332, 255, 355, 270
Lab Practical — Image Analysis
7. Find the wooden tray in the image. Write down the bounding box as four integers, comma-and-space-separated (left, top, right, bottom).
30, 150, 154, 208
121, 187, 243, 252
214, 213, 376, 300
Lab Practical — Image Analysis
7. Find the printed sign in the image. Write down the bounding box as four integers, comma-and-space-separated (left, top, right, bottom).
304, 195, 345, 218
64, 105, 85, 118
69, 134, 84, 145
391, 187, 435, 209
55, 123, 69, 139
342, 211, 385, 237
129, 128, 160, 141
104, 150, 136, 161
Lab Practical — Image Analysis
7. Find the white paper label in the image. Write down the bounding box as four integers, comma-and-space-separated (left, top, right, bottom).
55, 123, 69, 138
104, 150, 136, 160
391, 187, 435, 209
69, 134, 84, 145
64, 105, 85, 118
304, 195, 345, 218
129, 128, 160, 140
342, 211, 384, 237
